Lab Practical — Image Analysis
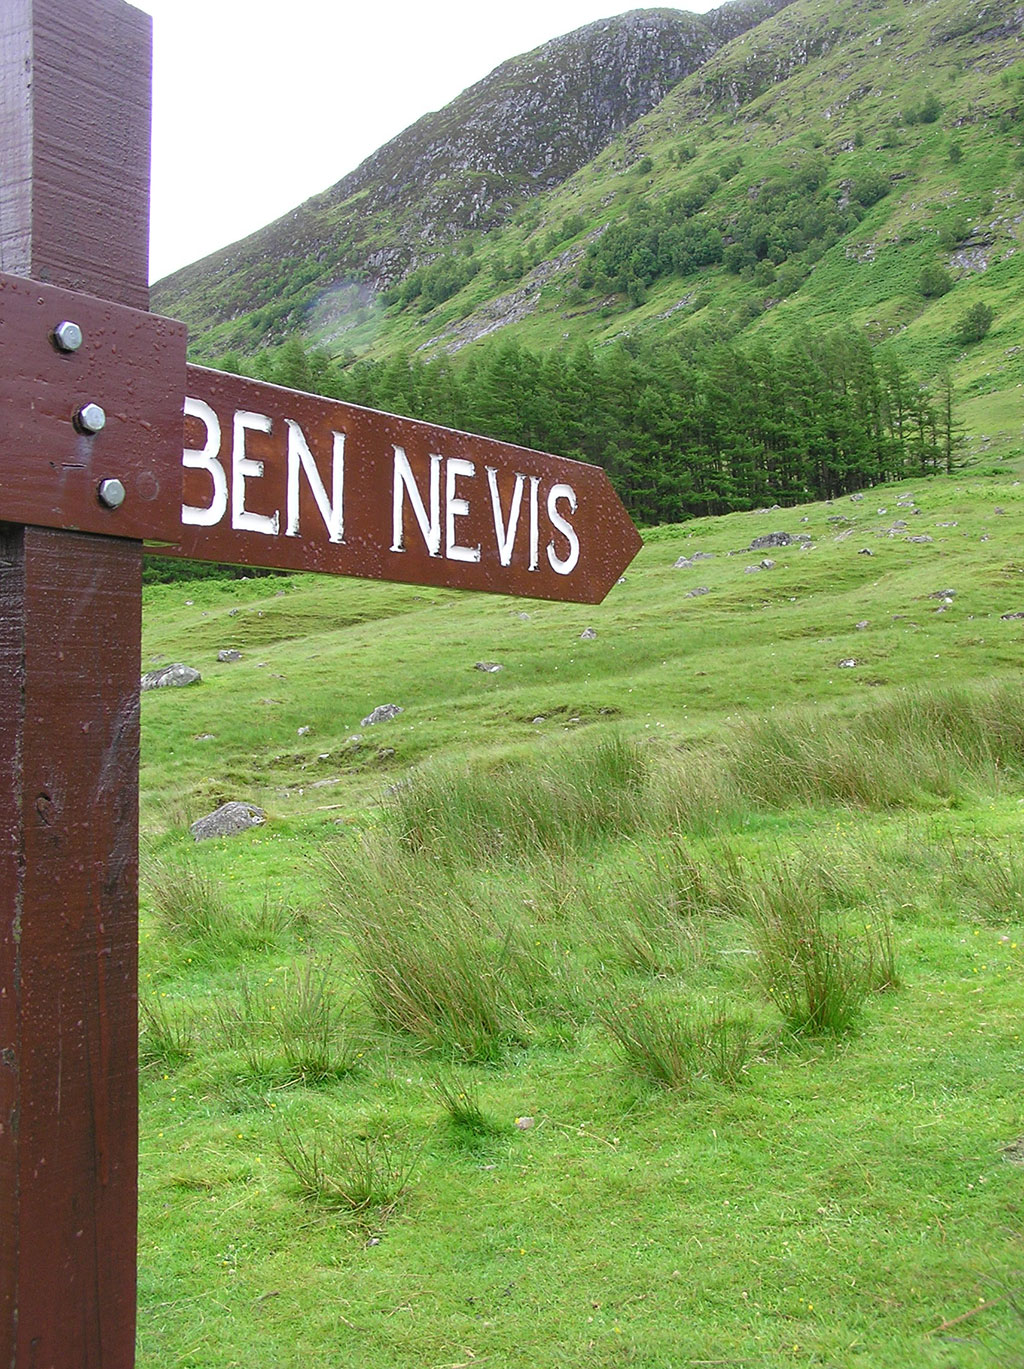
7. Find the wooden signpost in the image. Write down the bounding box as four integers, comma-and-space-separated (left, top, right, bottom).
0, 1, 642, 1365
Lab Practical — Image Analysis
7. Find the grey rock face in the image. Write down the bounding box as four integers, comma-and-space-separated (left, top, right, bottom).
190, 801, 266, 842
218, 649, 242, 662
749, 532, 793, 550
361, 704, 404, 726
141, 663, 201, 690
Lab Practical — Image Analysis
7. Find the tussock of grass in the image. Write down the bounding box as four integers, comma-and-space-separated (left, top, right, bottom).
746, 862, 897, 1034
726, 683, 1024, 813
385, 733, 652, 864
214, 960, 361, 1086
139, 994, 194, 1071
603, 998, 754, 1091
945, 840, 1024, 923
330, 851, 530, 1061
143, 855, 299, 956
277, 1124, 418, 1226
433, 1074, 502, 1148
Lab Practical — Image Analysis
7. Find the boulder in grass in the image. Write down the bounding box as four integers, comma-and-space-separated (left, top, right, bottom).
190, 801, 266, 842
141, 663, 201, 690
361, 703, 404, 727
749, 531, 793, 550
217, 649, 242, 663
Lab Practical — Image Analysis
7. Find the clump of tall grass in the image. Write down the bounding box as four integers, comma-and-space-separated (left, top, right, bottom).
142, 855, 299, 955
725, 682, 1024, 813
328, 839, 582, 1060
346, 903, 530, 1062
433, 1074, 501, 1148
600, 854, 719, 975
603, 998, 753, 1091
215, 959, 361, 1086
143, 855, 225, 941
139, 994, 195, 1070
384, 733, 654, 866
944, 840, 1024, 923
277, 1124, 418, 1227
746, 864, 898, 1034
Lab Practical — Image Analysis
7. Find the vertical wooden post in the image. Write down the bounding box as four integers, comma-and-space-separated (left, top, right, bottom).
0, 1, 151, 1363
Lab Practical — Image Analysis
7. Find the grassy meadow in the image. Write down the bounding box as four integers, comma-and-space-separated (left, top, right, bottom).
138, 466, 1024, 1367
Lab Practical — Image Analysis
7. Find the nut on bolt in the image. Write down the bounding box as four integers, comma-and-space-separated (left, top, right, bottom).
97, 479, 126, 510
74, 402, 106, 435
52, 320, 83, 353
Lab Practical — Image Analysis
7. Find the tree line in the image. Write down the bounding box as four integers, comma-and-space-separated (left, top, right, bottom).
230, 328, 956, 528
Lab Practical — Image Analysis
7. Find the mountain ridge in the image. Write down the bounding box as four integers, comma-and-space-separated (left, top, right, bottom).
153, 2, 794, 330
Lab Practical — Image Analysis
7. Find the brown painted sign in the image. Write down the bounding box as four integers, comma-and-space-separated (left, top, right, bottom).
0, 272, 187, 540
0, 297, 641, 604
170, 366, 641, 603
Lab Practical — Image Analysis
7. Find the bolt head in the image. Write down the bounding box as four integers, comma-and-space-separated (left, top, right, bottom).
97, 478, 126, 510
52, 320, 83, 353
75, 402, 106, 435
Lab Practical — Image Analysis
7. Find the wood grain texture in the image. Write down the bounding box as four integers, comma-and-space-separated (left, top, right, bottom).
0, 0, 151, 308
0, 272, 187, 540
0, 2, 151, 1364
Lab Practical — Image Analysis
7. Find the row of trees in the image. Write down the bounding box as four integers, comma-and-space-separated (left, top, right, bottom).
238, 329, 957, 527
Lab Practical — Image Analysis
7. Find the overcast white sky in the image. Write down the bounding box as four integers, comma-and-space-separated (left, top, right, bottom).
137, 0, 717, 282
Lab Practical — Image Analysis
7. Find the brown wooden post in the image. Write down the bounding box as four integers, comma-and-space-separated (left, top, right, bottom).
0, 1, 152, 1363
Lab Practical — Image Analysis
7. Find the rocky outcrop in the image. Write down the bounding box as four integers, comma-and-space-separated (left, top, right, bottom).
152, 3, 793, 341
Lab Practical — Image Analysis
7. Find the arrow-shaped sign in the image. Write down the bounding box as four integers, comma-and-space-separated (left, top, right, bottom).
0, 275, 642, 605
171, 365, 642, 603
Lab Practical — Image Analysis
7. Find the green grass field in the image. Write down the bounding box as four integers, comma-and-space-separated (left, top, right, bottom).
138, 467, 1024, 1367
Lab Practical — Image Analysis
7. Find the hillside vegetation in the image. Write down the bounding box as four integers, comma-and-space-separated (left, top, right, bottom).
138, 468, 1024, 1366
139, 8, 1024, 1358
154, 0, 1024, 462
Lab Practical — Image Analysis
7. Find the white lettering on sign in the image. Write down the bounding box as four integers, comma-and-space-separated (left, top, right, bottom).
445, 457, 480, 563
486, 467, 524, 567
182, 397, 228, 527
392, 448, 578, 573
285, 421, 345, 543
529, 476, 540, 572
391, 446, 442, 556
232, 411, 279, 536
547, 483, 581, 576
182, 401, 346, 544
181, 407, 581, 576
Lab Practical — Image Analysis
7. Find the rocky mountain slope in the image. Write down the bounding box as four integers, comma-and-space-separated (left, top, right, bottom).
157, 0, 1024, 463
153, 1, 793, 335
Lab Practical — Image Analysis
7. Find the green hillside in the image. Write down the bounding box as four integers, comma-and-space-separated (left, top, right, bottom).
157, 0, 1024, 463
137, 468, 1024, 1366
137, 9, 1024, 1358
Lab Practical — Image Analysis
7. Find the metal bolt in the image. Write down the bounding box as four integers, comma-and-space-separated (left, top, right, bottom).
97, 479, 126, 510
52, 320, 83, 353
74, 402, 106, 435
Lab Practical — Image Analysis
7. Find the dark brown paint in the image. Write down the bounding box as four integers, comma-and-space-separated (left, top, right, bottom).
168, 366, 643, 604
0, 272, 187, 541
0, 1, 152, 1364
